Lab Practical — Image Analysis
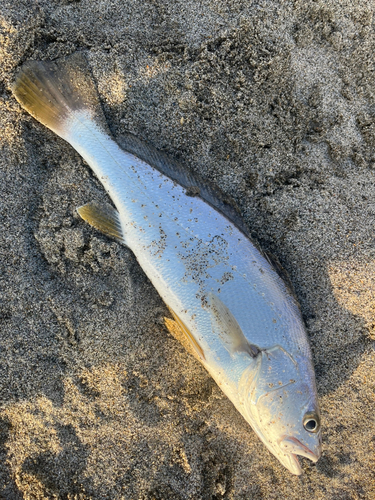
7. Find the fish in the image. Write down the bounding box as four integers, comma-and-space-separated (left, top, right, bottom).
12, 53, 322, 475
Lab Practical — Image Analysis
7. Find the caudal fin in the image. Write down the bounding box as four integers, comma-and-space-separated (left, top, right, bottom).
12, 53, 108, 140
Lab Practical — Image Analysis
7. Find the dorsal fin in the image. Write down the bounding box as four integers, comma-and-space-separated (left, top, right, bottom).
117, 133, 254, 241
117, 133, 301, 305
264, 251, 299, 304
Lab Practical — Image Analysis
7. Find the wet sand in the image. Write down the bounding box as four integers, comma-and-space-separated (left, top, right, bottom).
0, 0, 374, 498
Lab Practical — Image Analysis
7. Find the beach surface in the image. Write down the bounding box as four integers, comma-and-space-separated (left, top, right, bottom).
0, 0, 375, 498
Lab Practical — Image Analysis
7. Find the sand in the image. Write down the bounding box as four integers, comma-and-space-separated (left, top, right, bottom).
0, 0, 375, 498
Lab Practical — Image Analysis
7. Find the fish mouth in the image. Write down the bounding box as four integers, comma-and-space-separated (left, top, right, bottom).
279, 436, 321, 475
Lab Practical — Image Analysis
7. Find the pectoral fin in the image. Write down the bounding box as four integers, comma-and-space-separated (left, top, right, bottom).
77, 201, 126, 244
165, 308, 205, 361
208, 293, 259, 358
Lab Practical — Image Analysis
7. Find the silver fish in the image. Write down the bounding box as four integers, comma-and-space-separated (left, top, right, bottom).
12, 54, 322, 474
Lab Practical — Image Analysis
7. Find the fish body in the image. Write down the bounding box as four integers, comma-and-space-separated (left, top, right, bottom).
12, 55, 322, 474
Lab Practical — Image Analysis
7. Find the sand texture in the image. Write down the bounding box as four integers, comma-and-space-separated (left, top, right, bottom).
1, 0, 375, 498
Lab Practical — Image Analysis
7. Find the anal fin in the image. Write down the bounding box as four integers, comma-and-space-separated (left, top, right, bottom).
77, 201, 126, 244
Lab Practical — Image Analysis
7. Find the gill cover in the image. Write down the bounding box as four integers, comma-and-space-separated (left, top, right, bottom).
238, 345, 298, 417
238, 346, 321, 474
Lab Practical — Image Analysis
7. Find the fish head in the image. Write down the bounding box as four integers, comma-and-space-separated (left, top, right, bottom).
238, 345, 321, 475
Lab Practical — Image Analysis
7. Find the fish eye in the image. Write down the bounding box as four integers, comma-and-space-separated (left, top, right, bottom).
303, 412, 320, 433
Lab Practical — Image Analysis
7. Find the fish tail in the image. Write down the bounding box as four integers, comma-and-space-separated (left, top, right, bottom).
12, 53, 109, 140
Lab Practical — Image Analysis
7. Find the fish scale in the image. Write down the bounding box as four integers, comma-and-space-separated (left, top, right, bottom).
12, 54, 322, 475
69, 115, 307, 355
